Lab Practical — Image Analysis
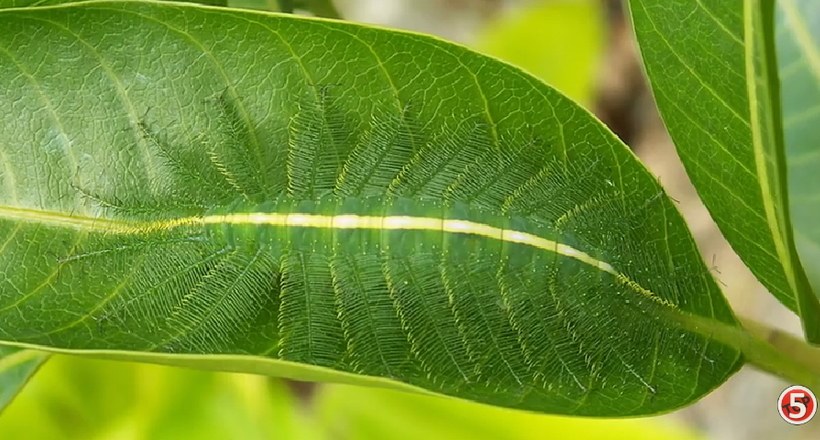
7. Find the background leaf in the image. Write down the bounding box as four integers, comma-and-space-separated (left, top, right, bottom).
474, 0, 605, 107
0, 355, 320, 440
775, 0, 820, 326
629, 0, 820, 342
0, 1, 742, 416
277, 0, 340, 18
0, 346, 47, 413
229, 0, 277, 11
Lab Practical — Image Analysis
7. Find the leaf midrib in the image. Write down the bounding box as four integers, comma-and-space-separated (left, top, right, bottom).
0, 204, 677, 307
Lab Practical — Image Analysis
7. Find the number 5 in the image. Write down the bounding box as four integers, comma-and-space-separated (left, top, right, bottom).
790, 393, 807, 418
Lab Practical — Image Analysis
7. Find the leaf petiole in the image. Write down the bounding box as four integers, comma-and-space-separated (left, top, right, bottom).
738, 317, 820, 386
670, 310, 820, 388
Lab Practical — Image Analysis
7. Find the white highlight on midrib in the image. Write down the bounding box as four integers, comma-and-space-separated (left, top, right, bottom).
201, 212, 618, 275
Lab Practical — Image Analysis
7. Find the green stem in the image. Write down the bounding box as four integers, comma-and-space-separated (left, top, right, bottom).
670, 310, 820, 388
738, 317, 820, 383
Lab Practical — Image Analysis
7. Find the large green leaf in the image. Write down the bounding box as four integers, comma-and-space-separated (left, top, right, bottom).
629, 0, 820, 342
0, 1, 743, 416
0, 347, 48, 413
776, 0, 820, 317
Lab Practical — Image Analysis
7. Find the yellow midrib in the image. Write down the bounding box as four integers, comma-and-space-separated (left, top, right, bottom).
0, 204, 673, 306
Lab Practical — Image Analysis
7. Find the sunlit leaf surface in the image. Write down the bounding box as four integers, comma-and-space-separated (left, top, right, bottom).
475, 0, 604, 107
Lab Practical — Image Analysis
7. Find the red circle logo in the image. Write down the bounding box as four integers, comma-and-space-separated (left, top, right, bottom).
778, 385, 817, 425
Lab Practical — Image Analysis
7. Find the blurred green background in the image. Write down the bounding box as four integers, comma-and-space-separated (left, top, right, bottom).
0, 355, 704, 440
